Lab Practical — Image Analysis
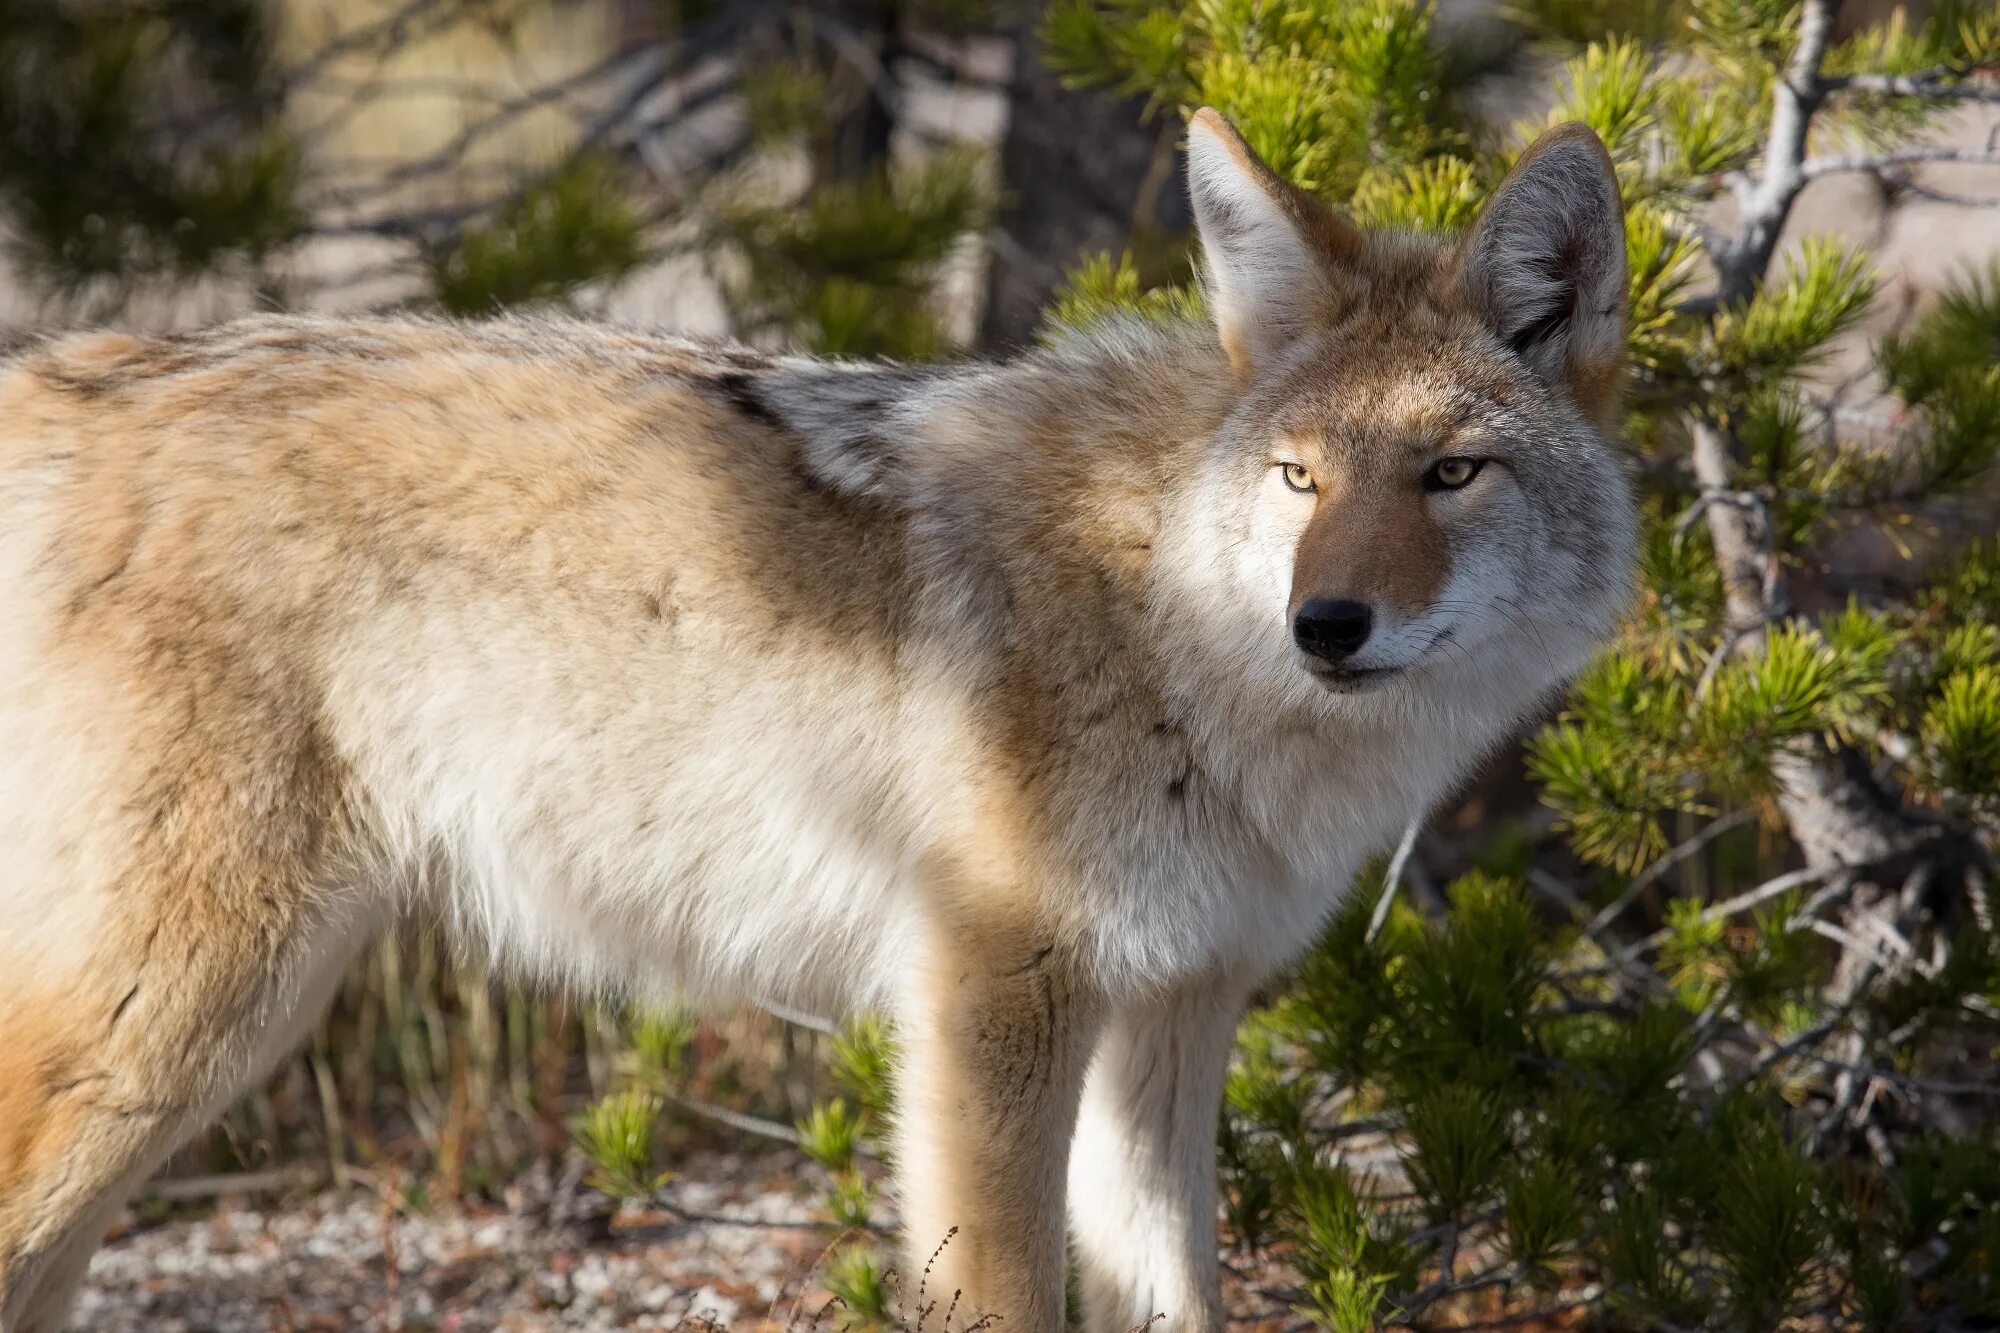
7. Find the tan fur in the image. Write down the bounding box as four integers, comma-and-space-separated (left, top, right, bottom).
1292, 471, 1450, 621
896, 928, 1099, 1330
0, 116, 1636, 1332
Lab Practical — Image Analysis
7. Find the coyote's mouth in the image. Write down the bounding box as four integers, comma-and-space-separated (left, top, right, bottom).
1301, 628, 1455, 693
1304, 663, 1401, 693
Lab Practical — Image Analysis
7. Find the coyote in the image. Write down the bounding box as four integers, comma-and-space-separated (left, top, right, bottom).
0, 111, 1634, 1331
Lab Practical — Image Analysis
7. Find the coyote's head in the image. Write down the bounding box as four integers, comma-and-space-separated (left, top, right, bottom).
1163, 109, 1638, 718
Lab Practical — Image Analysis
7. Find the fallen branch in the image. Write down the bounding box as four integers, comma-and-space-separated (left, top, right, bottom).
141, 1166, 325, 1202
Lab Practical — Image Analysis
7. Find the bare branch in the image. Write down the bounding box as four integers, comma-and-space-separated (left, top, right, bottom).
1366, 819, 1423, 943
756, 998, 843, 1037
1802, 144, 2000, 180
1689, 418, 1787, 642
141, 1166, 325, 1202
1619, 865, 1854, 964
1710, 0, 1843, 303
1823, 71, 2000, 103
1585, 809, 1758, 939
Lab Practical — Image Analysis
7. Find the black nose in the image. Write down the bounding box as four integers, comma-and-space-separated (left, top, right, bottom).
1293, 598, 1374, 661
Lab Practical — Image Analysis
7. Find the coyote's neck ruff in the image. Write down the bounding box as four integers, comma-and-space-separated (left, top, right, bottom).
0, 113, 1635, 1333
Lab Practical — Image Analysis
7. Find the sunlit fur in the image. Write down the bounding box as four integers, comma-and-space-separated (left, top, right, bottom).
0, 117, 1634, 1332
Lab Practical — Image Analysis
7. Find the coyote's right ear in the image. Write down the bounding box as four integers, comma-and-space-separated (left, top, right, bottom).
1186, 108, 1362, 385
1458, 122, 1629, 427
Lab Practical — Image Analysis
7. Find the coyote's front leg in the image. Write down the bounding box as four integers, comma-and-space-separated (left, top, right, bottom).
1066, 972, 1255, 1333
894, 923, 1100, 1333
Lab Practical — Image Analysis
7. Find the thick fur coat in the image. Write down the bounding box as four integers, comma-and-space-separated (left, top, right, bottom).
0, 113, 1635, 1331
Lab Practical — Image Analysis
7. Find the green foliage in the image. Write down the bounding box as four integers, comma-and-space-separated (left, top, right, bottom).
1042, 0, 1194, 110
797, 1097, 867, 1173
0, 2, 303, 284
1928, 538, 2000, 626
1044, 249, 1204, 335
1824, 2, 2000, 145
1873, 263, 2000, 493
1658, 70, 1766, 179
1502, 1159, 1584, 1282
1710, 1122, 1829, 1328
1544, 36, 1658, 166
1603, 1184, 1705, 1325
822, 1167, 875, 1230
1402, 1085, 1509, 1220
1504, 0, 1686, 47
1209, 857, 1981, 1328
822, 1241, 895, 1330
715, 148, 989, 358
1225, 1011, 1312, 1141
1349, 157, 1485, 234
829, 1015, 897, 1115
431, 155, 646, 315
1924, 665, 2000, 801
1826, 0, 2000, 81
627, 1003, 698, 1085
741, 59, 832, 147
1397, 873, 1546, 1089
1710, 237, 1878, 377
1697, 623, 1885, 784
1880, 263, 2000, 407
1529, 713, 1688, 873
0, 0, 990, 348
1047, 0, 1466, 199
573, 1089, 663, 1202
1283, 1160, 1410, 1332
1625, 204, 1702, 371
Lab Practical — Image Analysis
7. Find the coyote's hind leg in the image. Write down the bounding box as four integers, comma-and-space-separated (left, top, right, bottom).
0, 887, 367, 1332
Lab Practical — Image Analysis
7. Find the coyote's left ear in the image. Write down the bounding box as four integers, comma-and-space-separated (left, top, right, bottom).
1187, 107, 1363, 385
1459, 122, 1629, 426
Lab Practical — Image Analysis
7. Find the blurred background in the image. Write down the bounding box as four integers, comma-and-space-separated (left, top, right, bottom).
4, 1, 1999, 1330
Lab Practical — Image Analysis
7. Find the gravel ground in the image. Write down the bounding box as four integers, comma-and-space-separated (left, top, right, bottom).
76, 1151, 1301, 1332
76, 1153, 849, 1333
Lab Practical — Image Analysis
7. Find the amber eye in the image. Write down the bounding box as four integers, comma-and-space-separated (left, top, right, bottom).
1279, 462, 1317, 493
1424, 456, 1485, 492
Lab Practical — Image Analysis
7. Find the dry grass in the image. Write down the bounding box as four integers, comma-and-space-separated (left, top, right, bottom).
173, 927, 850, 1206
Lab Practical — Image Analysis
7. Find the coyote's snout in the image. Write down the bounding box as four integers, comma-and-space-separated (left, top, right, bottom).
0, 110, 1635, 1332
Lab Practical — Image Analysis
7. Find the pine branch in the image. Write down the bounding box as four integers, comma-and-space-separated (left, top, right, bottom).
1688, 419, 1787, 648
1710, 0, 1843, 304
1687, 409, 1924, 1140
1688, 0, 1956, 880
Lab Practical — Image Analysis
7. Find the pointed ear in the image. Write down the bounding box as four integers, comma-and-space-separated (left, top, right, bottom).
1459, 122, 1629, 425
1186, 107, 1363, 384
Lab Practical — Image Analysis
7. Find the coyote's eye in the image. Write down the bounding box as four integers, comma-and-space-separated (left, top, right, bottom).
1424, 456, 1485, 492
1279, 462, 1317, 493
